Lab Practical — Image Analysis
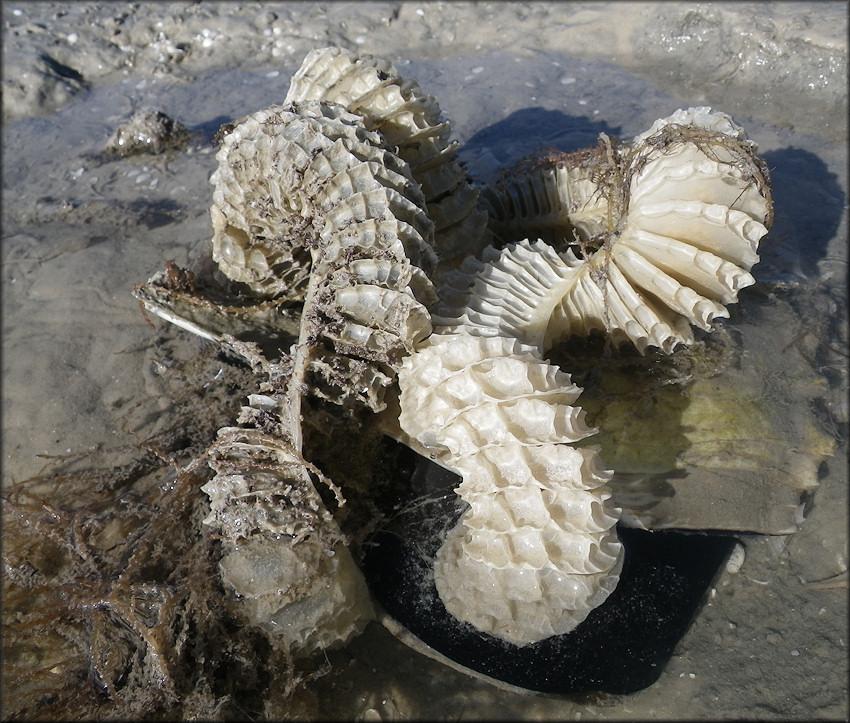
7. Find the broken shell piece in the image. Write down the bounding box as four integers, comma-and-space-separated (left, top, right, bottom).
201, 426, 365, 648
477, 107, 773, 353
218, 534, 374, 655
398, 333, 623, 645
203, 416, 374, 654
201, 425, 335, 540
284, 46, 489, 261
724, 542, 746, 574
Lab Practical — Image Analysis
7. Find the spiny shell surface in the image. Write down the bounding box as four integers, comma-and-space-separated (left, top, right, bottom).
283, 46, 489, 261
398, 333, 623, 646
477, 107, 773, 354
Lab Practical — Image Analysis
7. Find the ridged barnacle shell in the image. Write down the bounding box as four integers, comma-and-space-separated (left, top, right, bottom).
476, 107, 773, 353
283, 46, 489, 261
398, 332, 623, 646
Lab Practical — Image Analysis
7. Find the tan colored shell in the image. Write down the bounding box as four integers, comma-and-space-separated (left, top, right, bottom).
476, 107, 773, 353
207, 99, 439, 411
210, 100, 437, 298
398, 333, 622, 646
283, 46, 489, 260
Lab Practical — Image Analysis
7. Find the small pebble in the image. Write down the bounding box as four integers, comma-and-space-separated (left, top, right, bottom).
106, 108, 190, 156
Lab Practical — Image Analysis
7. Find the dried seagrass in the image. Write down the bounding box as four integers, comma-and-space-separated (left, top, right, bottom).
283, 46, 489, 261
476, 107, 773, 353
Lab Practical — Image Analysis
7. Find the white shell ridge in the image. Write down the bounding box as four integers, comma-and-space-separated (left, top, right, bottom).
398, 333, 623, 645
284, 46, 489, 261
477, 107, 773, 353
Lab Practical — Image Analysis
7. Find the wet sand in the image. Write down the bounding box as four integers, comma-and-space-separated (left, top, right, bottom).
3, 2, 847, 719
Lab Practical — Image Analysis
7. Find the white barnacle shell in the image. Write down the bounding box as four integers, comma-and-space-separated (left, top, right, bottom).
398, 333, 623, 646
284, 46, 489, 261
476, 107, 774, 354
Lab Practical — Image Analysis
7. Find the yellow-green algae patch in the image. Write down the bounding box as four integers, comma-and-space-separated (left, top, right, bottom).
556, 334, 835, 534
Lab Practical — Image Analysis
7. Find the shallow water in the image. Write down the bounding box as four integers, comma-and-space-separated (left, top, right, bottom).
3, 2, 847, 719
